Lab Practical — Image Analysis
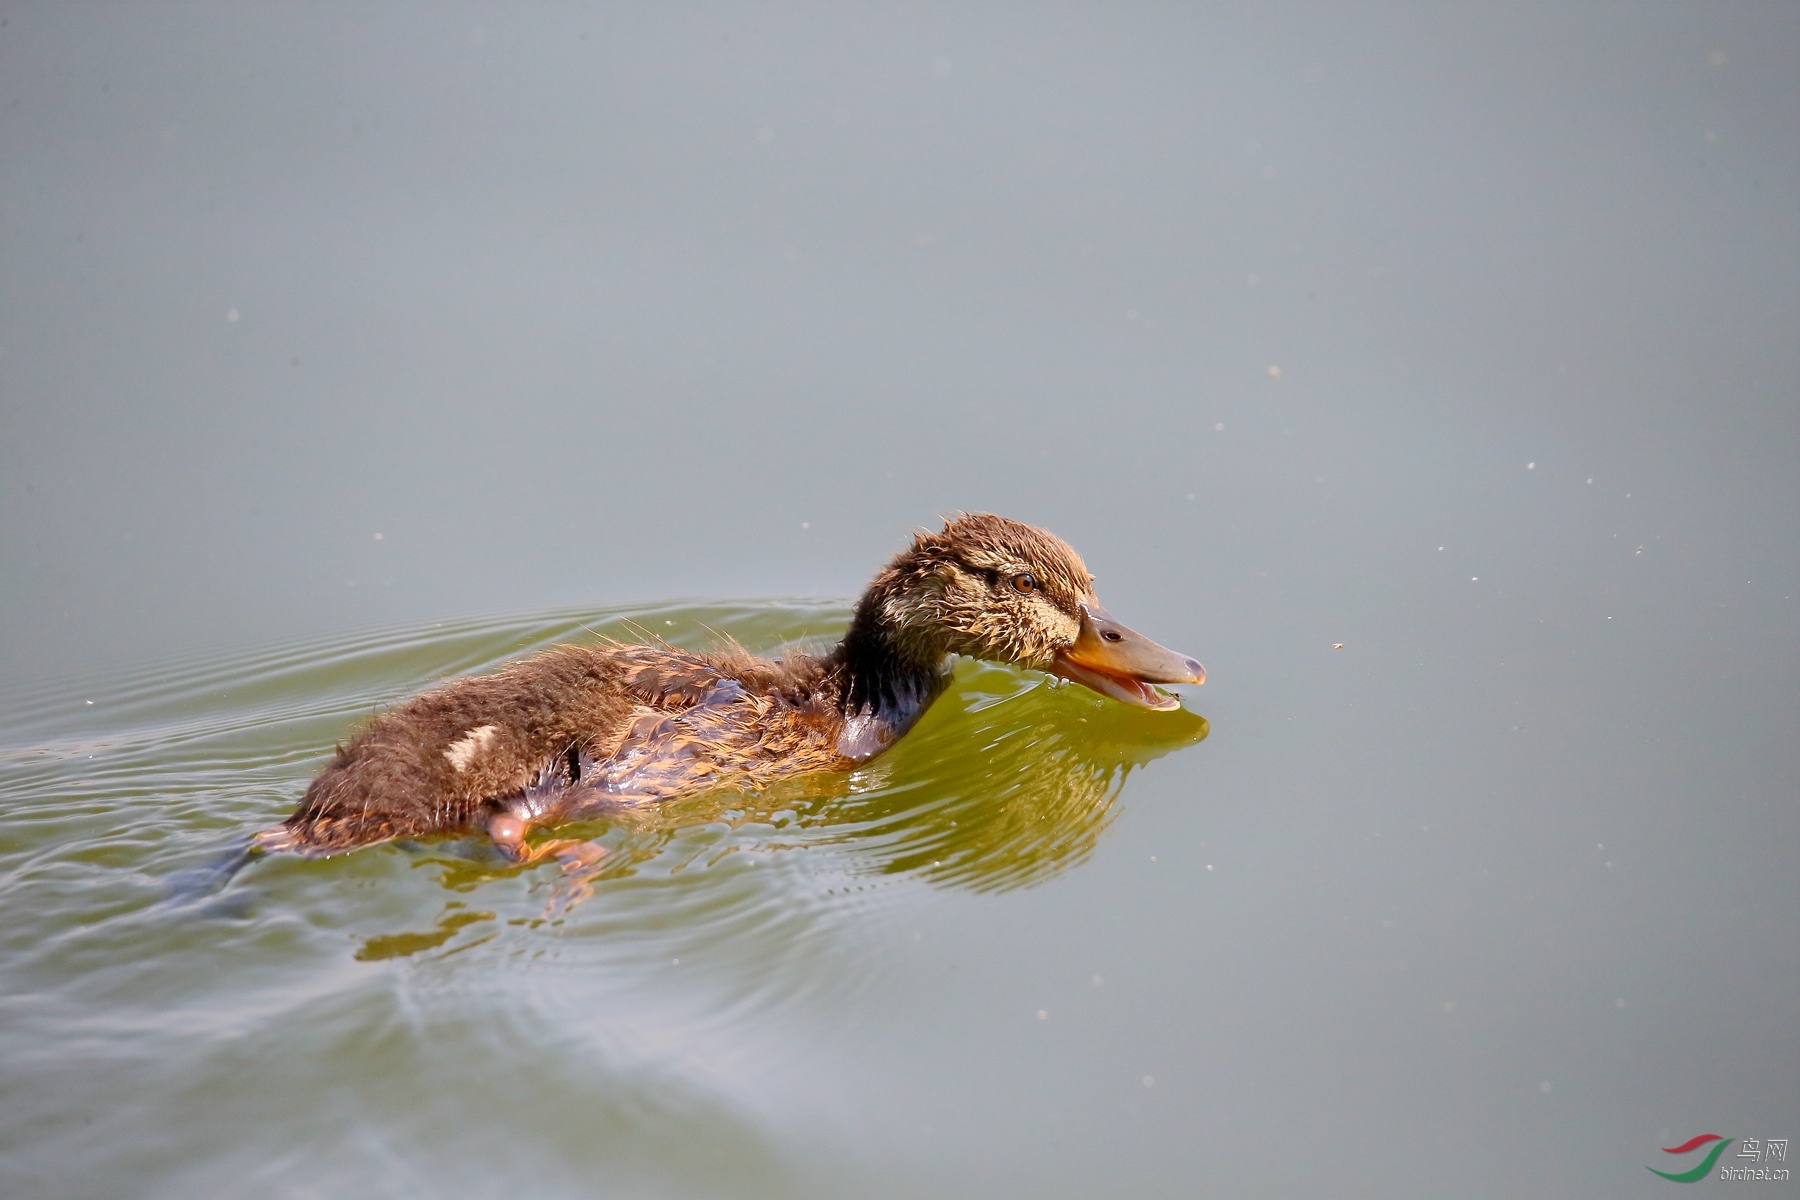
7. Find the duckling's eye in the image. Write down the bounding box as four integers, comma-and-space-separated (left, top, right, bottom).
1010, 572, 1036, 595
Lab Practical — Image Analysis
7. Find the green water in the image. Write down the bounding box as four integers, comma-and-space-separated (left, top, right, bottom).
0, 602, 1207, 1197
3, 4, 1795, 1195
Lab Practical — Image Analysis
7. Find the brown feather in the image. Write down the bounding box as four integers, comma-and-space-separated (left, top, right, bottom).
258, 514, 1158, 856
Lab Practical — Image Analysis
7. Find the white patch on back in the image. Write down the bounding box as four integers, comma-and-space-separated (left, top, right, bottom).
444, 724, 498, 772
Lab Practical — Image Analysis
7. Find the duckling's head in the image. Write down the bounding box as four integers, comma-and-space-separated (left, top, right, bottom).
855, 513, 1204, 710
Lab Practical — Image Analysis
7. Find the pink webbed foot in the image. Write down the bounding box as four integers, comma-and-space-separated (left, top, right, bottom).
544, 840, 608, 916
488, 814, 607, 912
487, 813, 532, 861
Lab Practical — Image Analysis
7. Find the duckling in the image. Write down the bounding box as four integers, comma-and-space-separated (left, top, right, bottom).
255, 514, 1204, 865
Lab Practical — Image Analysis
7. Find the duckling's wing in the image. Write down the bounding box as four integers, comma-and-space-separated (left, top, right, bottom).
565, 679, 844, 809
612, 646, 746, 709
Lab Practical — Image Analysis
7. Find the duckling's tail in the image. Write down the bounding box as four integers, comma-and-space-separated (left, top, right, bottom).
249, 823, 302, 854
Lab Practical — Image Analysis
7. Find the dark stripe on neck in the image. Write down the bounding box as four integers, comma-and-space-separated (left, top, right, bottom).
835, 615, 943, 721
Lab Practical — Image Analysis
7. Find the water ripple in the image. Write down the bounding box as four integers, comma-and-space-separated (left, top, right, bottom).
0, 601, 1207, 1197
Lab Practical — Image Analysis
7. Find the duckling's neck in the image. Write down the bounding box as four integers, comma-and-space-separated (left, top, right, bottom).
830, 601, 950, 761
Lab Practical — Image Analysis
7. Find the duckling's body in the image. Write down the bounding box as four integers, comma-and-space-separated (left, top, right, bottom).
260, 640, 930, 856
257, 514, 1203, 863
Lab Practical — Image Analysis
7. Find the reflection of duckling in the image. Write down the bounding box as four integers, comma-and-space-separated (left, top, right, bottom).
256, 514, 1204, 866
826, 664, 1210, 893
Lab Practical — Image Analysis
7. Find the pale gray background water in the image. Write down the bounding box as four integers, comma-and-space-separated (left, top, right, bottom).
1, 4, 1795, 1198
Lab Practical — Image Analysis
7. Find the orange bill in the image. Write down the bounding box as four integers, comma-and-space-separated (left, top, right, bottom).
1047, 602, 1205, 711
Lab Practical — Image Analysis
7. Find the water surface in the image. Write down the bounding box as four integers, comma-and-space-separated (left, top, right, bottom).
0, 602, 1209, 1197
1, 4, 1795, 1197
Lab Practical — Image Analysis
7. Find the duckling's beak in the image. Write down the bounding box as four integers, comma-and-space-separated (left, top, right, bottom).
1047, 602, 1205, 711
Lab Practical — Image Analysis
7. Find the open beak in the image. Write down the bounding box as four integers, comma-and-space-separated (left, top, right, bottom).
1046, 602, 1205, 711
